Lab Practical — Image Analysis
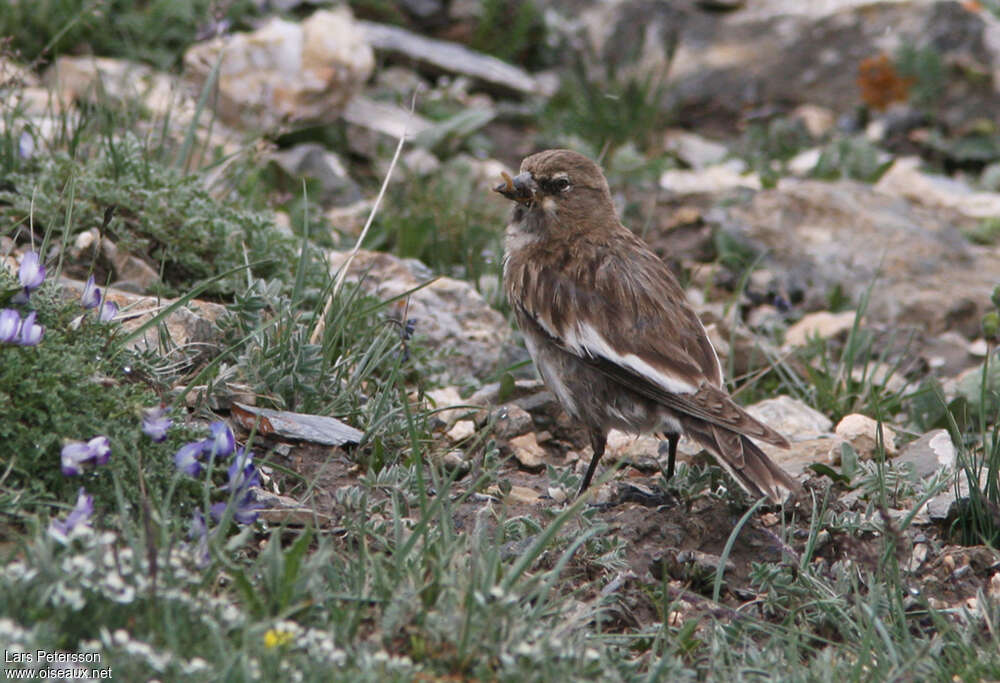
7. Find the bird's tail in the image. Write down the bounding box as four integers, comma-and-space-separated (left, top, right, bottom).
681, 419, 800, 504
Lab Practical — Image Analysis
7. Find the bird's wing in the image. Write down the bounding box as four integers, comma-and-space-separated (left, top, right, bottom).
512, 238, 788, 447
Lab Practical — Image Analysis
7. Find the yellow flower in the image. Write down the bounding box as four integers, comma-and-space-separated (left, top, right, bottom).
264, 628, 294, 649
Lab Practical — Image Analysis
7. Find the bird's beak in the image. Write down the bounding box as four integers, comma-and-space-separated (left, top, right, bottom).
493, 171, 537, 205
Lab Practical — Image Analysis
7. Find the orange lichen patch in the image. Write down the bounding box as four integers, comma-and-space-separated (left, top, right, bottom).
857, 54, 913, 111
962, 1, 982, 12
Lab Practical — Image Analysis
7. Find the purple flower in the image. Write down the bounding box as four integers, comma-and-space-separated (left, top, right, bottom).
174, 441, 206, 477
142, 404, 172, 442
211, 448, 262, 525
210, 489, 262, 525
60, 443, 92, 476
88, 436, 110, 465
99, 299, 118, 323
0, 309, 20, 343
81, 276, 101, 309
208, 422, 235, 457
17, 311, 43, 346
18, 251, 45, 293
189, 510, 210, 567
48, 488, 94, 542
223, 449, 259, 492
60, 436, 111, 476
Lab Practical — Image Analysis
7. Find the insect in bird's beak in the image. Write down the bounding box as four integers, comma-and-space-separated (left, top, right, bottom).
493, 171, 536, 206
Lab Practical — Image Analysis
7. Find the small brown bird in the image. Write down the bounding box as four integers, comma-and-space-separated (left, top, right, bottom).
495, 149, 798, 503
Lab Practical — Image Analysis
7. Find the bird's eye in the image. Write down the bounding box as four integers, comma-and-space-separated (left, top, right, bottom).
552, 177, 570, 192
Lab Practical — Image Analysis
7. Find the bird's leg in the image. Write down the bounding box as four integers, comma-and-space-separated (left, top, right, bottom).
665, 433, 679, 480
578, 430, 607, 496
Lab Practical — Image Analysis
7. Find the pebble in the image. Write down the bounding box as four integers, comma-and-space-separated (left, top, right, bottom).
508, 433, 546, 469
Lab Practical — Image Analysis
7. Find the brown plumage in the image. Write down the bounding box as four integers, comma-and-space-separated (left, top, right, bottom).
496, 149, 799, 503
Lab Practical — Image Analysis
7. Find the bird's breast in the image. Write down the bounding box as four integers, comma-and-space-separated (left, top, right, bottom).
504, 220, 542, 256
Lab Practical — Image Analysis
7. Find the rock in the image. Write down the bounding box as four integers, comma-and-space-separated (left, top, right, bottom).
441, 450, 470, 471
898, 429, 956, 479
759, 437, 840, 478
505, 485, 542, 505
492, 404, 534, 439
61, 280, 225, 353
663, 129, 730, 168
783, 310, 856, 348
946, 356, 1000, 415
875, 157, 1000, 221
746, 395, 832, 441
922, 331, 977, 376
268, 144, 362, 206
231, 402, 365, 446
251, 488, 323, 525
849, 362, 909, 395
725, 177, 1000, 336
325, 201, 373, 237
834, 414, 898, 459
968, 339, 990, 358
44, 56, 242, 159
326, 249, 511, 384
401, 147, 441, 176
358, 20, 547, 95
604, 430, 672, 472
787, 147, 822, 176
566, 0, 1000, 133
746, 304, 784, 332
468, 378, 546, 406
100, 237, 162, 292
374, 65, 430, 98
508, 432, 546, 469
447, 420, 476, 442
425, 386, 467, 425
656, 207, 716, 263
790, 104, 836, 138
47, 55, 158, 107
547, 486, 569, 504
341, 95, 433, 140
183, 7, 374, 131
660, 161, 760, 195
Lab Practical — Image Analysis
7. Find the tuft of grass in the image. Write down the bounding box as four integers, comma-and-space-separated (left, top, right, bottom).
894, 44, 946, 113
964, 217, 1000, 246
1, 133, 305, 298
365, 159, 507, 304
543, 50, 672, 156
811, 135, 894, 183
0, 0, 262, 70
737, 116, 813, 187
470, 0, 548, 69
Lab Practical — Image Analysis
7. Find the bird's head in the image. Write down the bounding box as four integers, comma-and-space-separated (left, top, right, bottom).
493, 149, 613, 220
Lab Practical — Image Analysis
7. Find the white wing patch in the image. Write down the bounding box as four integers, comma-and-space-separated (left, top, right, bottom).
545, 319, 698, 395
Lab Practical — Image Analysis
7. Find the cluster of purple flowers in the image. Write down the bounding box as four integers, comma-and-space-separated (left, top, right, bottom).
1, 251, 47, 346
51, 407, 264, 546
0, 308, 43, 346
52, 404, 173, 539
175, 421, 262, 526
